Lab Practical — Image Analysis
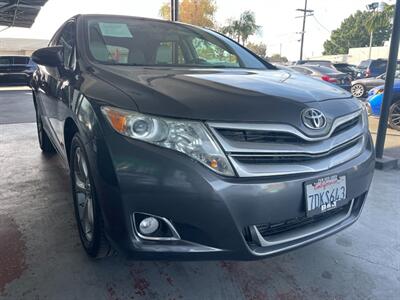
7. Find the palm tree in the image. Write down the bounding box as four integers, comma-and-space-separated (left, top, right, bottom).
238, 11, 260, 45
221, 11, 260, 45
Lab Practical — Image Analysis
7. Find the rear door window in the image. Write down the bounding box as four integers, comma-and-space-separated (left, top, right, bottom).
372, 60, 387, 71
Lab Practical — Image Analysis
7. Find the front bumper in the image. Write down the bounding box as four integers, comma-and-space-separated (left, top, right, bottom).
89, 130, 375, 260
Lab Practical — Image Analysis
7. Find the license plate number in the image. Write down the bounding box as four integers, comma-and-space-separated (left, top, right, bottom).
305, 175, 346, 217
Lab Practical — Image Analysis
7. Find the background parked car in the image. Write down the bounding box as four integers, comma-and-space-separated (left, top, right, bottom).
367, 81, 400, 131
0, 56, 37, 86
289, 65, 352, 91
332, 63, 359, 80
356, 59, 400, 79
351, 71, 400, 98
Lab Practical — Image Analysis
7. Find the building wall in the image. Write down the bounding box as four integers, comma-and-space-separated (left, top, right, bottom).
309, 45, 400, 65
0, 38, 49, 57
0, 49, 36, 56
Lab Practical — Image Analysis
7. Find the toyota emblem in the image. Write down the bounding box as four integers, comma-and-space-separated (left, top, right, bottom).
302, 108, 327, 129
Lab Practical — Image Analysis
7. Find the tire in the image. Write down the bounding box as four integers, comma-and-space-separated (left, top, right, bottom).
70, 133, 114, 259
388, 100, 400, 131
351, 83, 366, 98
35, 106, 55, 153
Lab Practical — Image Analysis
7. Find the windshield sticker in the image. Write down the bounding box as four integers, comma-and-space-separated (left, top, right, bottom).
99, 22, 133, 38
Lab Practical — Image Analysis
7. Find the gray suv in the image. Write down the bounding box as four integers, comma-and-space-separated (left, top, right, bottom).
31, 15, 375, 260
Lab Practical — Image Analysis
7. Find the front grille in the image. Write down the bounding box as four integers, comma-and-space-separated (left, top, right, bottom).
332, 115, 360, 136
255, 201, 352, 238
215, 115, 361, 145
233, 137, 360, 165
217, 129, 303, 144
208, 110, 365, 177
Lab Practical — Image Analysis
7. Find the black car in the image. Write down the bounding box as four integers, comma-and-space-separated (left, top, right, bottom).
332, 63, 358, 80
289, 65, 352, 91
0, 55, 37, 86
31, 15, 374, 260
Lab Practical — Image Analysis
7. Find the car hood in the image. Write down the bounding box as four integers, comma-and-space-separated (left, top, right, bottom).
91, 66, 355, 122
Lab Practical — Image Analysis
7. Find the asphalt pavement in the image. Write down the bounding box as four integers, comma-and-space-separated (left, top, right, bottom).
0, 87, 35, 124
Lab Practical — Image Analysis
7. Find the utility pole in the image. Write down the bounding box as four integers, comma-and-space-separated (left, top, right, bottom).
375, 0, 400, 167
296, 0, 314, 61
171, 0, 179, 22
367, 2, 380, 59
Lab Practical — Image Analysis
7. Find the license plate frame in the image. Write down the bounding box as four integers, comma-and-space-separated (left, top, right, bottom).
304, 175, 347, 217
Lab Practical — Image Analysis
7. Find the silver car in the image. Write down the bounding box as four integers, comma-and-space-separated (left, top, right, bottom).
351, 71, 400, 98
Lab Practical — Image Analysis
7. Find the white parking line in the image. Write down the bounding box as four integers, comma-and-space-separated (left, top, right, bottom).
0, 86, 31, 91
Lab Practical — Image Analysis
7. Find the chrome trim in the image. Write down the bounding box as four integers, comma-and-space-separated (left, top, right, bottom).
132, 212, 181, 241
208, 109, 362, 143
230, 135, 362, 159
212, 127, 363, 155
229, 135, 365, 177
251, 199, 354, 247
207, 110, 366, 177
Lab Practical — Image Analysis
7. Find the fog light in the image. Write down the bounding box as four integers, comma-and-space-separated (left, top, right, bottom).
139, 217, 159, 235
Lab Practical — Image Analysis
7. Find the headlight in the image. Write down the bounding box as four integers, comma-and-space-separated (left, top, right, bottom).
101, 106, 235, 176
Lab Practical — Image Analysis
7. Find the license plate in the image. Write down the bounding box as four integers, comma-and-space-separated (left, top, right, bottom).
305, 175, 346, 217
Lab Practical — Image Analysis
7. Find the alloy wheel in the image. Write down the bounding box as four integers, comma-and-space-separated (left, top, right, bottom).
73, 147, 94, 242
389, 101, 400, 130
351, 84, 365, 98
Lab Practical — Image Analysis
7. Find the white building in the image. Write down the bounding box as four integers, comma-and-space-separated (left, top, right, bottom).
0, 38, 49, 56
309, 43, 400, 65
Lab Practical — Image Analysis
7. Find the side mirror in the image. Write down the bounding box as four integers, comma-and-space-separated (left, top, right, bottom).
32, 46, 63, 67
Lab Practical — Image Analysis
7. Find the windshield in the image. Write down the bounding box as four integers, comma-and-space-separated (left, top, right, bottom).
85, 17, 268, 69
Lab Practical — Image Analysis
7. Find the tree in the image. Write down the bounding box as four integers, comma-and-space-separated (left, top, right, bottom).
323, 7, 394, 55
159, 0, 217, 28
366, 4, 395, 34
221, 11, 261, 45
246, 42, 267, 58
268, 54, 288, 63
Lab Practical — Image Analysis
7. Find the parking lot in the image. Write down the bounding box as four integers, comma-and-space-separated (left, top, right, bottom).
0, 88, 399, 300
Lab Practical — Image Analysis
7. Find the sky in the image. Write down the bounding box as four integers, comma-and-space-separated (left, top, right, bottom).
0, 0, 396, 61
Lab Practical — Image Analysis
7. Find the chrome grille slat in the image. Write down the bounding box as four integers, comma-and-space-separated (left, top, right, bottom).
208, 111, 364, 155
208, 110, 362, 142
207, 110, 366, 177
228, 136, 365, 177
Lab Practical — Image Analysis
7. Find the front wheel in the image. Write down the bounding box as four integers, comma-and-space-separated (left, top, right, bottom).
389, 100, 400, 131
351, 83, 365, 98
70, 133, 114, 259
